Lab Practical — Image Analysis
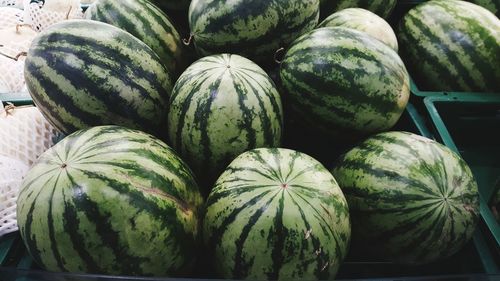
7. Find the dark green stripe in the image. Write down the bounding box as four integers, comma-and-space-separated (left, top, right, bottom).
21, 173, 55, 270
248, 150, 282, 182
192, 73, 225, 173
268, 192, 286, 280
403, 13, 479, 91
67, 173, 147, 274
229, 71, 257, 149
47, 173, 65, 270
233, 190, 280, 278
208, 189, 274, 250
62, 184, 101, 272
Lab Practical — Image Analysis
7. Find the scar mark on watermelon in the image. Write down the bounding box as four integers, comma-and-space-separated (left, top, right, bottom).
320, 204, 332, 220
315, 247, 322, 256
321, 261, 329, 272
304, 228, 313, 239
463, 205, 477, 214
124, 175, 192, 213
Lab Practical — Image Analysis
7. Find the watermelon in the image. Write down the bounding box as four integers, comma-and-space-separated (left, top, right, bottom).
320, 0, 397, 19
280, 27, 409, 137
203, 148, 350, 280
398, 0, 500, 92
16, 125, 204, 276
149, 0, 191, 11
318, 8, 398, 51
467, 0, 499, 16
24, 20, 172, 140
168, 54, 283, 191
331, 131, 479, 264
85, 0, 187, 77
188, 0, 320, 64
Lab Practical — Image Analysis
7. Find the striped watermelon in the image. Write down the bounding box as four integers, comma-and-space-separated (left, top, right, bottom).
331, 131, 479, 264
467, 0, 499, 16
168, 54, 283, 191
149, 0, 191, 11
204, 148, 350, 280
320, 0, 397, 19
398, 0, 500, 92
280, 27, 409, 137
24, 20, 172, 140
85, 0, 187, 77
188, 0, 320, 64
318, 8, 398, 51
16, 125, 203, 276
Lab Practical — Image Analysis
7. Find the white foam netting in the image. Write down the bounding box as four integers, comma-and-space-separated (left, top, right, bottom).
0, 104, 58, 166
0, 7, 24, 29
23, 0, 84, 32
0, 0, 23, 9
0, 24, 36, 93
0, 155, 29, 237
0, 56, 26, 93
0, 104, 59, 237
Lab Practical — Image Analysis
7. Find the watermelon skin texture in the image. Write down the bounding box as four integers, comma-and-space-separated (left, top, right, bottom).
331, 131, 479, 264
398, 0, 500, 92
24, 20, 172, 140
320, 0, 397, 19
168, 54, 283, 191
203, 148, 350, 280
318, 8, 398, 51
188, 0, 320, 63
280, 27, 409, 137
467, 0, 499, 16
16, 126, 204, 276
85, 0, 187, 77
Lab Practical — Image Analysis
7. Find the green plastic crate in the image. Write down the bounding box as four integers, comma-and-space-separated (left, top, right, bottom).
0, 92, 33, 106
1, 106, 497, 281
424, 92, 500, 268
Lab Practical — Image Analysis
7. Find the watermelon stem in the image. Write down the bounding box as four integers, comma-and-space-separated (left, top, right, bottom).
15, 23, 32, 33
274, 47, 285, 64
183, 34, 194, 46
3, 102, 15, 116
65, 6, 72, 20
0, 50, 27, 61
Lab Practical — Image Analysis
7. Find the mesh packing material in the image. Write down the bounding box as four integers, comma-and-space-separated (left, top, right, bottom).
0, 155, 28, 237
0, 104, 58, 166
0, 6, 23, 29
0, 103, 59, 237
23, 0, 84, 32
0, 24, 36, 93
0, 55, 27, 93
0, 0, 23, 8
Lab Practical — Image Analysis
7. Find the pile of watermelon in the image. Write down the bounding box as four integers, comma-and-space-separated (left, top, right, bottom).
0, 0, 498, 279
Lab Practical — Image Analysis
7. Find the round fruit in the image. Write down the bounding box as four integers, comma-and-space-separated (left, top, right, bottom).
331, 131, 480, 264
17, 126, 203, 276
320, 0, 397, 19
85, 0, 187, 77
188, 0, 320, 63
24, 20, 172, 139
467, 0, 499, 16
168, 54, 283, 190
398, 0, 500, 92
318, 8, 398, 51
204, 148, 350, 280
280, 27, 409, 137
